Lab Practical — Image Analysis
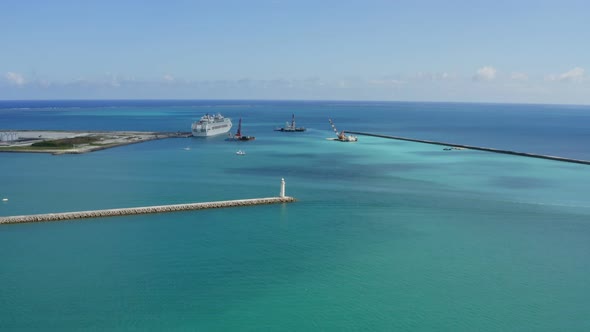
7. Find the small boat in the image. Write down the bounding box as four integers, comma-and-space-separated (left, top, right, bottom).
231, 118, 256, 141
2, 198, 7, 202
236, 150, 246, 155
328, 119, 358, 142
183, 147, 191, 151
275, 114, 306, 132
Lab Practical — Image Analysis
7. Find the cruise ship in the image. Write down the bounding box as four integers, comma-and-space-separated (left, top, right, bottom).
191, 113, 233, 137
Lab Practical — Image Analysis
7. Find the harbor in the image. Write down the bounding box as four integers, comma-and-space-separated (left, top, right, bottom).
348, 131, 590, 166
2, 101, 590, 331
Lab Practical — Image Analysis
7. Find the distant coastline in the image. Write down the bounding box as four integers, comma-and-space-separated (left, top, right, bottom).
1, 99, 589, 108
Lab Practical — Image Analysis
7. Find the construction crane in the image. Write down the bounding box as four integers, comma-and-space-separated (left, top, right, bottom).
328, 119, 358, 142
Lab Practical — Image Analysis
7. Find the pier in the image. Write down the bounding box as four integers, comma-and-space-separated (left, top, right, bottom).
0, 197, 295, 225
348, 131, 590, 166
0, 177, 295, 225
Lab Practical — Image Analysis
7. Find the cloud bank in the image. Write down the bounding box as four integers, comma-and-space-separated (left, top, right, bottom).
2, 67, 589, 104
473, 66, 497, 81
510, 72, 529, 81
5, 72, 26, 86
546, 67, 585, 82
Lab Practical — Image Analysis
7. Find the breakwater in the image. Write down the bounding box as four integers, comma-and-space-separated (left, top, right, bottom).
348, 131, 590, 166
0, 197, 295, 225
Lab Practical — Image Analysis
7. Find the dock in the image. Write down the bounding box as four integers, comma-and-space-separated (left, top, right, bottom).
0, 197, 295, 225
348, 131, 590, 166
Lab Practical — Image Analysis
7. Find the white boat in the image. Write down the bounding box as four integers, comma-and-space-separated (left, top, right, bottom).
2, 198, 7, 202
191, 113, 233, 137
236, 150, 246, 155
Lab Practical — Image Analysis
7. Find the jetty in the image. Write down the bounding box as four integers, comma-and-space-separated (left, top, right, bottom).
348, 131, 590, 166
0, 179, 295, 225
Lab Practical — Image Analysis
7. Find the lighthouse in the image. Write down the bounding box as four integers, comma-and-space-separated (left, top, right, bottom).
280, 178, 286, 198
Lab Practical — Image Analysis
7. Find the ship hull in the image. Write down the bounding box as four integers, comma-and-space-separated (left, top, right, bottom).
275, 127, 305, 132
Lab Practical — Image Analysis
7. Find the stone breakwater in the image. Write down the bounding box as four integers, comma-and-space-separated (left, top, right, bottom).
0, 197, 296, 225
348, 131, 590, 166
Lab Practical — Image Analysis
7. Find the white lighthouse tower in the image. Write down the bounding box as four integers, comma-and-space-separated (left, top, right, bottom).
280, 178, 286, 198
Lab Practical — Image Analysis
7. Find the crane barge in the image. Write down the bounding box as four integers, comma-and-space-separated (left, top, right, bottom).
328, 119, 358, 142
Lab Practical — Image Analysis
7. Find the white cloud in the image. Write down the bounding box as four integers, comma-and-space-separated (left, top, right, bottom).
439, 72, 453, 80
473, 66, 497, 81
546, 67, 585, 82
510, 72, 528, 81
414, 71, 456, 81
368, 78, 406, 87
110, 78, 121, 87
5, 72, 26, 86
162, 74, 175, 82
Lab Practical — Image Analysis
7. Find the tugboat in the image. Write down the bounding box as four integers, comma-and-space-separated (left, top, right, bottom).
328, 119, 358, 142
230, 118, 255, 141
275, 114, 306, 132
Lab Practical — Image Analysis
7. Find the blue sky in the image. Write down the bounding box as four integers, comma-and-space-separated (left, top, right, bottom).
1, 0, 589, 103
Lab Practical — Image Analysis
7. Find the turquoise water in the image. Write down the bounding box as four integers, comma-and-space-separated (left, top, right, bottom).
1, 101, 590, 331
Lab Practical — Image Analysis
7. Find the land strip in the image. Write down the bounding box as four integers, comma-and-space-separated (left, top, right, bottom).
0, 130, 191, 155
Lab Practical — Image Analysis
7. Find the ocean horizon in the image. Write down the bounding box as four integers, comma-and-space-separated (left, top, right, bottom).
1, 100, 589, 331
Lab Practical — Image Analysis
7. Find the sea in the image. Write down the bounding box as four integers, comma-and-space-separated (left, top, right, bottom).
1, 100, 589, 331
